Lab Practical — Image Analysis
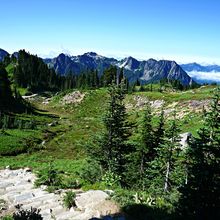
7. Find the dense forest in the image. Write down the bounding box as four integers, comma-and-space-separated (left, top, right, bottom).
2, 50, 126, 93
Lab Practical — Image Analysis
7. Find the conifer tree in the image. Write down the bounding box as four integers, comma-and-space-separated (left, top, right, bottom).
178, 88, 220, 219
0, 65, 13, 109
162, 112, 181, 192
154, 109, 165, 149
137, 103, 156, 189
93, 82, 132, 184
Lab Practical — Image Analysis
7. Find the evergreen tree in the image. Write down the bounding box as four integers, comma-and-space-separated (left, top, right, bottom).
148, 112, 182, 193
154, 109, 165, 149
92, 82, 132, 185
118, 68, 124, 85
162, 112, 181, 192
0, 65, 13, 109
102, 65, 117, 86
178, 88, 220, 219
126, 104, 166, 189
136, 103, 156, 189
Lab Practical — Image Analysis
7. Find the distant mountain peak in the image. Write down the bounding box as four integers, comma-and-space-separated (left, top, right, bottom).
84, 52, 98, 57
58, 53, 69, 58
0, 48, 9, 62
147, 58, 157, 62
120, 56, 140, 70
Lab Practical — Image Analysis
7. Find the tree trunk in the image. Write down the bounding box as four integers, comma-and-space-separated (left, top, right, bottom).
164, 161, 170, 192
140, 152, 145, 190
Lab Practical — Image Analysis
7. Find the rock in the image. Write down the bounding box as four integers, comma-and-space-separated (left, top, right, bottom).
61, 91, 85, 105
24, 167, 32, 173
180, 132, 192, 149
41, 140, 46, 147
0, 169, 120, 219
0, 182, 13, 189
14, 192, 35, 203
150, 100, 165, 109
48, 121, 58, 127
0, 199, 8, 211
75, 190, 109, 210
104, 190, 114, 196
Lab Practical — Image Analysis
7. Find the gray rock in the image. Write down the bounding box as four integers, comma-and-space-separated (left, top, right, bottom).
0, 182, 13, 189
75, 190, 109, 210
0, 169, 119, 220
14, 192, 35, 203
180, 132, 192, 149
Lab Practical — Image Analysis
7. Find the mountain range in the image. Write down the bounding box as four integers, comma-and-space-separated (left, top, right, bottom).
181, 63, 220, 72
44, 52, 193, 86
5, 48, 220, 85
181, 63, 220, 84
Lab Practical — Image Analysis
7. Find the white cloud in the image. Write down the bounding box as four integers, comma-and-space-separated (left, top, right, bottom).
187, 71, 220, 82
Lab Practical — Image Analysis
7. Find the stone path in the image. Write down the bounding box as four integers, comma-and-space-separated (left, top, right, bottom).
0, 168, 120, 220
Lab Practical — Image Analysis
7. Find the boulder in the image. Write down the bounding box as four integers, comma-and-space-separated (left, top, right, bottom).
75, 190, 109, 210
179, 132, 192, 148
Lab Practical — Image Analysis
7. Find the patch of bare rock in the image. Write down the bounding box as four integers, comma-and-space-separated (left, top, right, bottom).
61, 91, 85, 105
131, 95, 211, 119
0, 168, 121, 220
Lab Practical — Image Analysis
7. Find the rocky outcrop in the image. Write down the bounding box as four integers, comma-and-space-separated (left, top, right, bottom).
0, 168, 119, 220
61, 91, 85, 105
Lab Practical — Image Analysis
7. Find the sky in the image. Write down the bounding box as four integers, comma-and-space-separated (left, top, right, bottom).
0, 0, 220, 64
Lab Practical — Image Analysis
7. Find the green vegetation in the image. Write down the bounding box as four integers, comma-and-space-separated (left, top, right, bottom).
34, 162, 62, 191
0, 216, 13, 220
178, 88, 220, 219
63, 191, 76, 209
133, 85, 215, 102
0, 51, 219, 219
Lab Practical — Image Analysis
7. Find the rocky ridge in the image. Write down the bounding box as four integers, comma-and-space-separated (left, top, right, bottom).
45, 53, 193, 86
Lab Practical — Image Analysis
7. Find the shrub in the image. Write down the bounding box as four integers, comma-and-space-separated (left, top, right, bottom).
1, 216, 13, 220
111, 189, 135, 207
35, 163, 62, 191
63, 191, 76, 209
62, 178, 81, 189
102, 171, 121, 187
13, 207, 42, 220
79, 160, 102, 184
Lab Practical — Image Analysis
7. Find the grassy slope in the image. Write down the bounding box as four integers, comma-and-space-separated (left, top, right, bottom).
0, 89, 107, 176
0, 85, 217, 173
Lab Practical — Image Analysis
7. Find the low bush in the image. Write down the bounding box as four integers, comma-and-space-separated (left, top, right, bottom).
13, 207, 42, 220
63, 191, 76, 209
79, 160, 102, 184
35, 163, 62, 191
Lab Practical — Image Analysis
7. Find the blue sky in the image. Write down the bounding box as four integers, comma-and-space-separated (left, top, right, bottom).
0, 0, 220, 64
